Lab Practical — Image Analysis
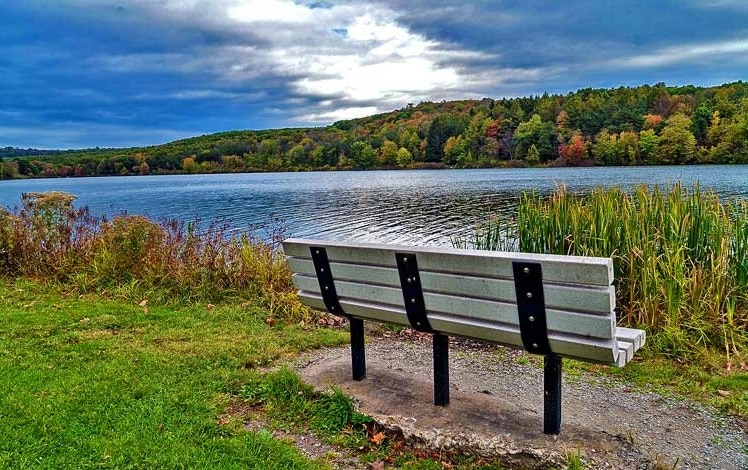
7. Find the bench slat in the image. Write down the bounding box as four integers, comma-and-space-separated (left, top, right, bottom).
298, 292, 619, 364
294, 274, 615, 339
284, 238, 614, 287
616, 340, 635, 367
615, 326, 647, 351
288, 257, 615, 314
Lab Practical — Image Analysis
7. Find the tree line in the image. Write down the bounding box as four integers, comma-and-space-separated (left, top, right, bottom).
4, 81, 748, 179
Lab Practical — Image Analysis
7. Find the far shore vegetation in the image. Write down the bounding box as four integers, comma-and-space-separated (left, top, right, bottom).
1, 189, 746, 467
4, 81, 748, 179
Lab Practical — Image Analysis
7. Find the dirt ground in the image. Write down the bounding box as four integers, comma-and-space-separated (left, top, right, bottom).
294, 333, 748, 469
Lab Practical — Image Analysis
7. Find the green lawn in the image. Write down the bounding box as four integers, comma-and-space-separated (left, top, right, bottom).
1, 278, 745, 469
0, 279, 348, 469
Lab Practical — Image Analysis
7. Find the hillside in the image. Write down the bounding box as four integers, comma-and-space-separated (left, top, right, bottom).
3, 81, 748, 179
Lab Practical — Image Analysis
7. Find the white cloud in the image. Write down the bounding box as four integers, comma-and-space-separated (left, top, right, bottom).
75, 0, 522, 123
301, 106, 382, 122
227, 0, 316, 24
52, 0, 555, 125
616, 38, 748, 68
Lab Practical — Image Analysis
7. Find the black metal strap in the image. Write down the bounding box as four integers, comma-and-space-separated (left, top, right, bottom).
396, 252, 433, 332
512, 261, 552, 355
310, 247, 347, 318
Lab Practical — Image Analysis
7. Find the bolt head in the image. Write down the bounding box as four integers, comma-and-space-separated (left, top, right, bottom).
523, 267, 530, 275
529, 316, 535, 322
526, 292, 533, 299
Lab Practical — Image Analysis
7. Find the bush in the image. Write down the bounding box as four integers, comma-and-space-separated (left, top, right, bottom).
0, 192, 315, 323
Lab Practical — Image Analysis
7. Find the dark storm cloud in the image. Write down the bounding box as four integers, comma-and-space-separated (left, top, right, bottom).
2, 0, 748, 148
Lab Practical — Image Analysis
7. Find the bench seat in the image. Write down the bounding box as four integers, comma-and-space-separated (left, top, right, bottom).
284, 238, 645, 366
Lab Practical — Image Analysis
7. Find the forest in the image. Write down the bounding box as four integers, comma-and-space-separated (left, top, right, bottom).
3, 81, 748, 179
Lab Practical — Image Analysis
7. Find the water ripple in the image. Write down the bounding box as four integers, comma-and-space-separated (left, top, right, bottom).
1, 166, 748, 246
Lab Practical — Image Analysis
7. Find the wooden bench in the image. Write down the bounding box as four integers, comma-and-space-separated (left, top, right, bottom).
283, 238, 645, 435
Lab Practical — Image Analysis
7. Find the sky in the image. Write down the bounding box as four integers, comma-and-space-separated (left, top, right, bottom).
2, 1, 748, 149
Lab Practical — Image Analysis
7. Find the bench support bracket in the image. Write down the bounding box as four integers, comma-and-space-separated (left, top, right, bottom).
512, 262, 552, 356
544, 354, 562, 435
310, 246, 366, 381
433, 333, 450, 406
350, 317, 366, 381
396, 253, 433, 332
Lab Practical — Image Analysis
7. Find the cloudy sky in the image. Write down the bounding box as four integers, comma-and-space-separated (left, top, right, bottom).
3, 0, 748, 149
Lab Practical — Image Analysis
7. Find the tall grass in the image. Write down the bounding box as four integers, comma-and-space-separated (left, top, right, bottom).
0, 191, 313, 323
459, 183, 748, 358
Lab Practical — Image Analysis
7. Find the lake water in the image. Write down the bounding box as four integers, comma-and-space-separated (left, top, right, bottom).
2, 166, 748, 246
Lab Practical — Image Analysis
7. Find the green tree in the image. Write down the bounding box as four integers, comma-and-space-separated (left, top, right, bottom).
513, 114, 556, 162
526, 144, 540, 165
349, 141, 376, 168
396, 147, 412, 167
638, 129, 659, 164
378, 140, 399, 166
618, 131, 640, 165
425, 113, 465, 162
691, 104, 712, 145
593, 130, 621, 165
654, 114, 697, 164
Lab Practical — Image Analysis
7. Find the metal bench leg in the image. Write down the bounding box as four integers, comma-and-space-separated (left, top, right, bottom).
433, 333, 450, 406
350, 318, 366, 381
544, 354, 562, 434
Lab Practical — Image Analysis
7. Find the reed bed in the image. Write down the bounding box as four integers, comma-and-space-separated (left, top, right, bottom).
459, 183, 748, 358
0, 191, 313, 323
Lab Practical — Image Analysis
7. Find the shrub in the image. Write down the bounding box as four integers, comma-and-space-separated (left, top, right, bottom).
0, 192, 316, 323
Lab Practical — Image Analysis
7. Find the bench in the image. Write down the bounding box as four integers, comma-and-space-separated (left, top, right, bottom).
283, 238, 646, 435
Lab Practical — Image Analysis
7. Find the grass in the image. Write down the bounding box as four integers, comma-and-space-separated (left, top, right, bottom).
456, 183, 748, 360
0, 277, 349, 468
2, 190, 746, 467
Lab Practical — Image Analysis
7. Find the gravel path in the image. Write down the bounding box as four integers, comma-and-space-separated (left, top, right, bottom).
295, 334, 748, 469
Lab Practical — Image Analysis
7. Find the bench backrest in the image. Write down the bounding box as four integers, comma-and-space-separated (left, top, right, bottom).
284, 238, 644, 367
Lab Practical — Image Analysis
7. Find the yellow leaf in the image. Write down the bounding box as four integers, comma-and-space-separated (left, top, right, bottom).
138, 299, 148, 307
717, 389, 730, 397
371, 432, 386, 446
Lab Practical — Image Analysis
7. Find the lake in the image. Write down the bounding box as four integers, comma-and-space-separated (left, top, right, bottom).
2, 165, 748, 246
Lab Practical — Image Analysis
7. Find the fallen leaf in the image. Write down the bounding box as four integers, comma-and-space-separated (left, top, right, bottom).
80, 317, 90, 324
22, 301, 37, 308
717, 389, 730, 397
206, 303, 215, 310
371, 432, 386, 446
138, 299, 148, 307
266, 317, 276, 327
368, 461, 385, 470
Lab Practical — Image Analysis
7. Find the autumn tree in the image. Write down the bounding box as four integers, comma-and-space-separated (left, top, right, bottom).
396, 147, 412, 167
513, 114, 556, 162
638, 129, 659, 163
558, 133, 587, 165
378, 140, 399, 166
654, 114, 697, 164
